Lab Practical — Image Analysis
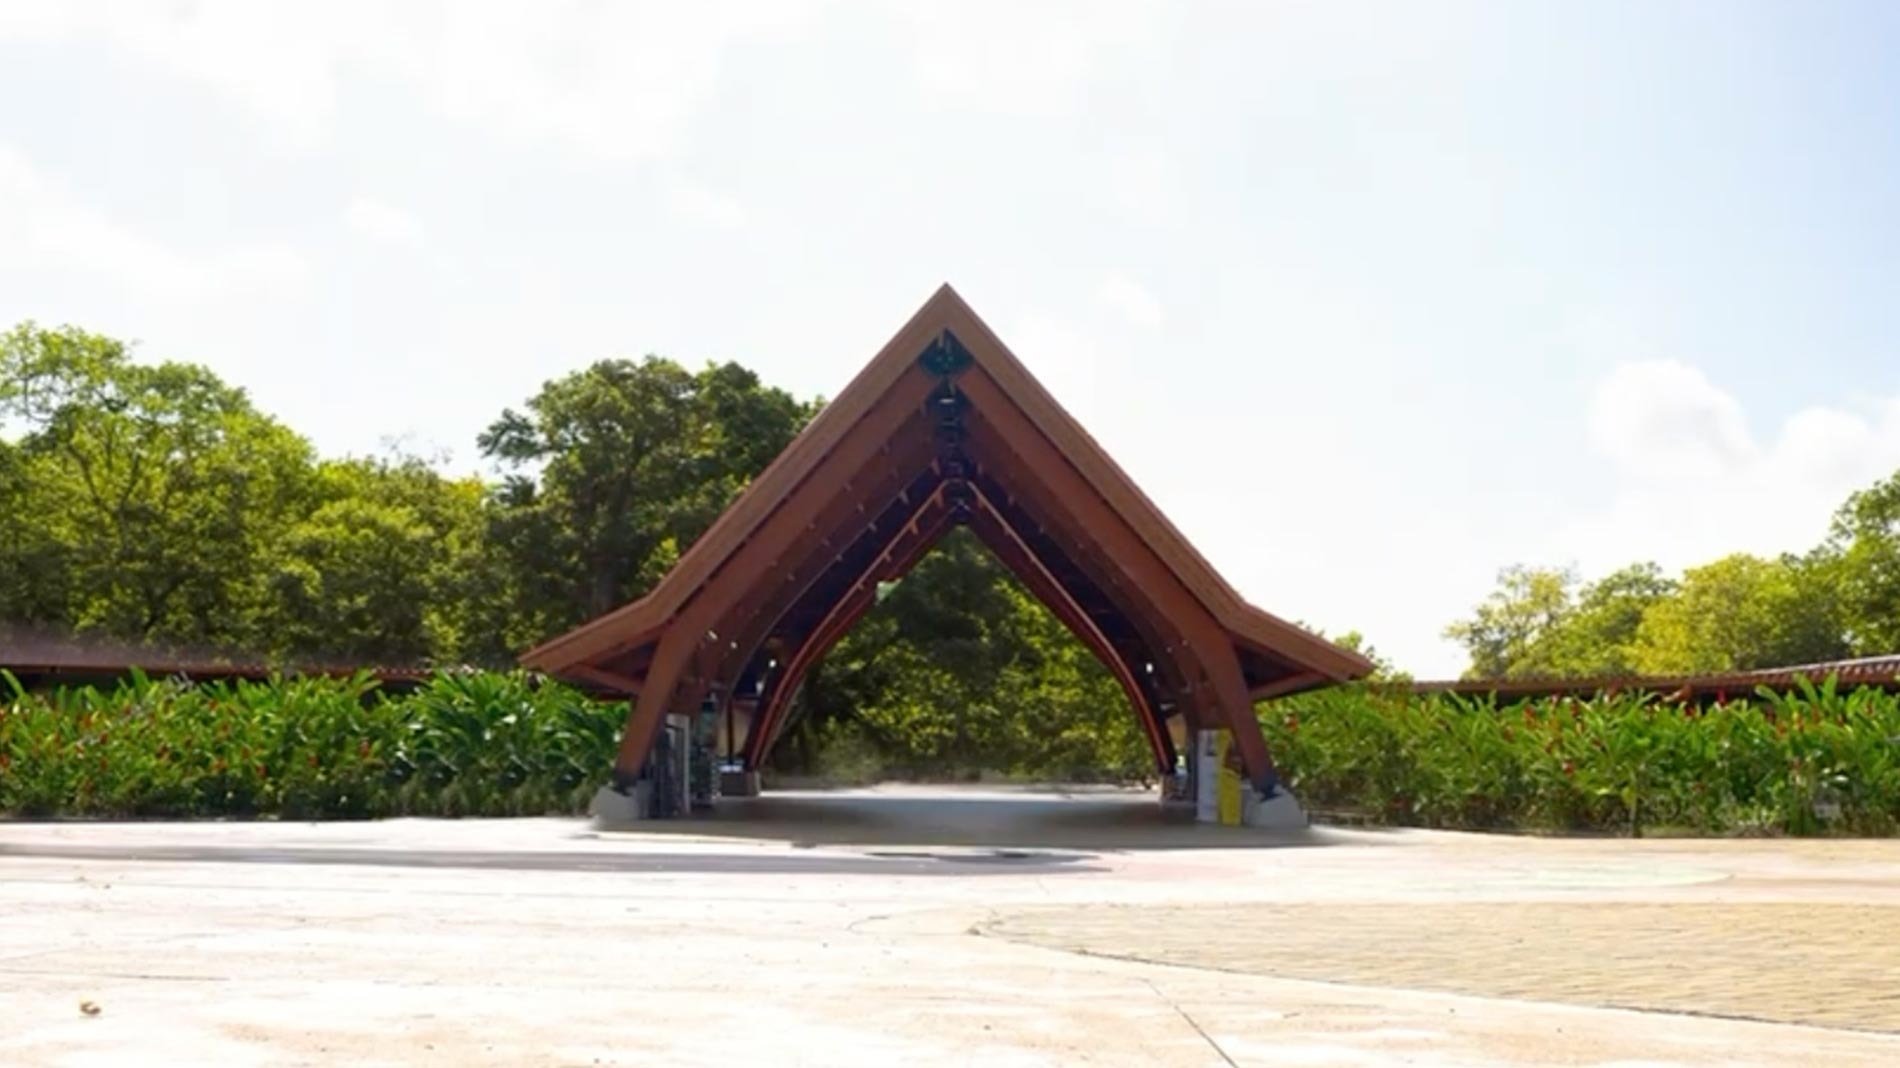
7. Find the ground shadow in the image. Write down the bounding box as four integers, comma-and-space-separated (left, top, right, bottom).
608, 787, 1337, 851
0, 839, 1100, 877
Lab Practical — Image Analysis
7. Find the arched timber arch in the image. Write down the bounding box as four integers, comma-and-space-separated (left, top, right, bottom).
738, 482, 1174, 774
520, 285, 1371, 798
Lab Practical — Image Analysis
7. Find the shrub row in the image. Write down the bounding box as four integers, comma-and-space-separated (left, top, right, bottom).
8, 669, 1898, 835
0, 671, 622, 819
1261, 678, 1900, 835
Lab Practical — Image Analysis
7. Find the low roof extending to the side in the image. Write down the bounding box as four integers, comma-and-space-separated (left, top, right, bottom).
522, 285, 1370, 774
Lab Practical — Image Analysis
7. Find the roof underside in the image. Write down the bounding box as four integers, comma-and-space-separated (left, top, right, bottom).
521, 286, 1370, 757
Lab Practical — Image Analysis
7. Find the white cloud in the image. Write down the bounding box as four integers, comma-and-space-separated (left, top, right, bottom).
1096, 274, 1163, 330
0, 146, 308, 303
345, 196, 424, 247
1588, 360, 1755, 480
1555, 360, 1900, 574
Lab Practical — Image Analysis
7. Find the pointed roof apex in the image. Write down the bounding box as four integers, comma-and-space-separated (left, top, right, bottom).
523, 286, 1370, 693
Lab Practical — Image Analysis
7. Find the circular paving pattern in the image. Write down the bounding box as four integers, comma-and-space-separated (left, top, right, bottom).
980, 902, 1900, 1033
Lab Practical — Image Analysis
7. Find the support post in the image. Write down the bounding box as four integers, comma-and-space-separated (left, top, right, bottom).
1190, 727, 1307, 830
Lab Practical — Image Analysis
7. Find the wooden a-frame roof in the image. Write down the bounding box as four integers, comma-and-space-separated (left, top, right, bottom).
522, 285, 1369, 783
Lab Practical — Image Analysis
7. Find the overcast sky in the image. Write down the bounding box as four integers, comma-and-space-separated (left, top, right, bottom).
3, 1, 1898, 677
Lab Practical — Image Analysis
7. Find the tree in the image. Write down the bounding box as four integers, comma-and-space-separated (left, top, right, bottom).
1529, 562, 1676, 677
261, 456, 488, 664
0, 323, 314, 650
0, 436, 70, 625
1829, 471, 1900, 655
1443, 565, 1577, 678
479, 357, 810, 643
1629, 553, 1847, 674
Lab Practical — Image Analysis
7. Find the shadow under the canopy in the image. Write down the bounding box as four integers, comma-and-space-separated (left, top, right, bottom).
604, 785, 1337, 851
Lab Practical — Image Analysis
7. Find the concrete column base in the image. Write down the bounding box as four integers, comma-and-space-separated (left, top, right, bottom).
1242, 787, 1309, 830
719, 769, 762, 797
590, 782, 651, 827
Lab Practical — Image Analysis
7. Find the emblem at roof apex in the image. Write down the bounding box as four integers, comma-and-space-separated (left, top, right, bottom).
918, 329, 974, 376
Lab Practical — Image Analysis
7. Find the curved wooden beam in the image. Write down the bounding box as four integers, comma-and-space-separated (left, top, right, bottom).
955, 369, 1282, 792
745, 490, 958, 768
739, 486, 1181, 776
964, 488, 1171, 772
969, 458, 1199, 732
677, 437, 943, 723
610, 363, 940, 775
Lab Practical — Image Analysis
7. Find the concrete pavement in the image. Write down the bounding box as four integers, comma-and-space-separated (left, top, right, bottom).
2, 784, 1897, 1066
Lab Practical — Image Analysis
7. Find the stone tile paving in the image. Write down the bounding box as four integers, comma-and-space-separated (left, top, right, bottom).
981, 900, 1900, 1032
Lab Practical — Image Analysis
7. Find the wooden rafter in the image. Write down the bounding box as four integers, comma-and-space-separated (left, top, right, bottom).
520, 286, 1371, 791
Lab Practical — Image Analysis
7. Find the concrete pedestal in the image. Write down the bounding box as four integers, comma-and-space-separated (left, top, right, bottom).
1189, 727, 1309, 830
589, 782, 651, 827
719, 769, 762, 797
1242, 787, 1309, 830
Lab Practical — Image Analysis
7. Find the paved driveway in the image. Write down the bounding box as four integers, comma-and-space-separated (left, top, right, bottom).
3, 785, 1897, 1066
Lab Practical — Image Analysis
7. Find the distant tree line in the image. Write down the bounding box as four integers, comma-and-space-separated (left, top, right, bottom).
0, 322, 809, 666
1444, 477, 1900, 678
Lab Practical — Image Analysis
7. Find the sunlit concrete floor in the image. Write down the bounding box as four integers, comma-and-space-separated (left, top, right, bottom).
3, 784, 1899, 1066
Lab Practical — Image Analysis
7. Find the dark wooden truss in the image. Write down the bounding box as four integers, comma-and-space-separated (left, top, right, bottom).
521, 287, 1370, 791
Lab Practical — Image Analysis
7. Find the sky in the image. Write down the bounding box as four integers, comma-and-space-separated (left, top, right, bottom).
3, 1, 1898, 678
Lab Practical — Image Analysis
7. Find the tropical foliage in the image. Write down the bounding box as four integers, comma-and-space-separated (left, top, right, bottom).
10, 666, 1898, 834
1264, 680, 1900, 836
0, 671, 622, 818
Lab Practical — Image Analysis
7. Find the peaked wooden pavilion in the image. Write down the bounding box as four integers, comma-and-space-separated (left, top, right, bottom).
522, 286, 1370, 798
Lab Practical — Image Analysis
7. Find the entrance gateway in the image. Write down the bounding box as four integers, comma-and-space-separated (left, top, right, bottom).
521, 286, 1370, 824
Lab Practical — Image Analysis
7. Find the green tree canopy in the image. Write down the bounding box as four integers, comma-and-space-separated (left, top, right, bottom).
1526, 562, 1677, 677
261, 456, 488, 664
1829, 471, 1900, 655
1442, 565, 1577, 678
1628, 552, 1846, 674
1, 323, 313, 649
477, 357, 811, 647
1447, 552, 1847, 680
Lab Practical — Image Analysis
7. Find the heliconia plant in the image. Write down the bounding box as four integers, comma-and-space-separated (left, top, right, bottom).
0, 670, 623, 819
1261, 678, 1900, 836
5, 669, 1897, 834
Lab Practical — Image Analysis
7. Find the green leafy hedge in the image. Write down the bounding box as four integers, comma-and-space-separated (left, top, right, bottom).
1262, 678, 1900, 835
9, 668, 1898, 835
0, 671, 622, 818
